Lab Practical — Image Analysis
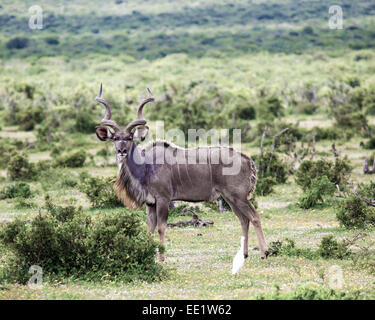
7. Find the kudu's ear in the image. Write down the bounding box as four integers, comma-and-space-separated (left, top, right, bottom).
133, 125, 149, 141
95, 126, 113, 141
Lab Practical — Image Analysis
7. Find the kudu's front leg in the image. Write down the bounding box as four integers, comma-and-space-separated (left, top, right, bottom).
156, 200, 169, 262
146, 204, 157, 234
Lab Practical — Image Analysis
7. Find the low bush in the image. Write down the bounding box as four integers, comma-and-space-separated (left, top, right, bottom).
7, 154, 37, 181
6, 37, 29, 50
361, 137, 375, 150
78, 175, 121, 208
311, 126, 340, 141
74, 111, 97, 133
356, 181, 375, 200
295, 157, 352, 191
318, 235, 351, 259
0, 182, 32, 199
15, 106, 45, 131
253, 152, 288, 184
255, 176, 277, 196
335, 196, 375, 229
0, 138, 27, 167
53, 150, 86, 168
256, 95, 284, 120
0, 200, 165, 284
298, 176, 336, 209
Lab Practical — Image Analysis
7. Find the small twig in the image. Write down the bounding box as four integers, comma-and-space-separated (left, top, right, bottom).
241, 124, 252, 139
331, 143, 339, 158
310, 135, 316, 160
167, 213, 214, 228
343, 232, 365, 248
258, 125, 268, 173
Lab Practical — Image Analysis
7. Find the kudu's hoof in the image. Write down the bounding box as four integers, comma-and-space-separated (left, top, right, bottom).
261, 250, 270, 260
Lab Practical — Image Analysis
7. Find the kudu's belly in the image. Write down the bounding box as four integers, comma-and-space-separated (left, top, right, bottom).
169, 163, 220, 202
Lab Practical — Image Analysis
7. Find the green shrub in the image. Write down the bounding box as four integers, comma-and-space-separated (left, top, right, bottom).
357, 181, 375, 200
54, 150, 86, 168
79, 175, 121, 208
318, 235, 351, 259
256, 95, 284, 120
297, 102, 318, 115
255, 176, 277, 196
74, 111, 97, 133
0, 139, 23, 169
0, 182, 32, 199
15, 106, 45, 131
6, 37, 29, 50
361, 137, 375, 150
295, 157, 351, 191
13, 197, 36, 209
298, 176, 336, 209
7, 154, 37, 181
0, 201, 165, 284
253, 151, 288, 184
336, 196, 375, 229
311, 126, 340, 141
332, 104, 367, 131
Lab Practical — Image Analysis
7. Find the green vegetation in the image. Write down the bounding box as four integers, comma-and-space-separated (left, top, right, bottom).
295, 158, 352, 191
0, 199, 165, 284
298, 176, 336, 209
0, 0, 374, 300
336, 196, 375, 229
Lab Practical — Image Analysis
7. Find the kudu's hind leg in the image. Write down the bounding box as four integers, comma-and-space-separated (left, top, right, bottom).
246, 202, 268, 259
156, 200, 169, 262
235, 214, 250, 258
222, 194, 268, 259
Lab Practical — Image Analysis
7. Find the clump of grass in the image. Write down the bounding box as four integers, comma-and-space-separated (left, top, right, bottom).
257, 284, 362, 300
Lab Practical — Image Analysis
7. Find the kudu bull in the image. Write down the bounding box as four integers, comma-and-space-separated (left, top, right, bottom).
94, 84, 268, 266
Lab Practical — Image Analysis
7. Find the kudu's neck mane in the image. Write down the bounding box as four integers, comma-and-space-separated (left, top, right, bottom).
114, 144, 149, 209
